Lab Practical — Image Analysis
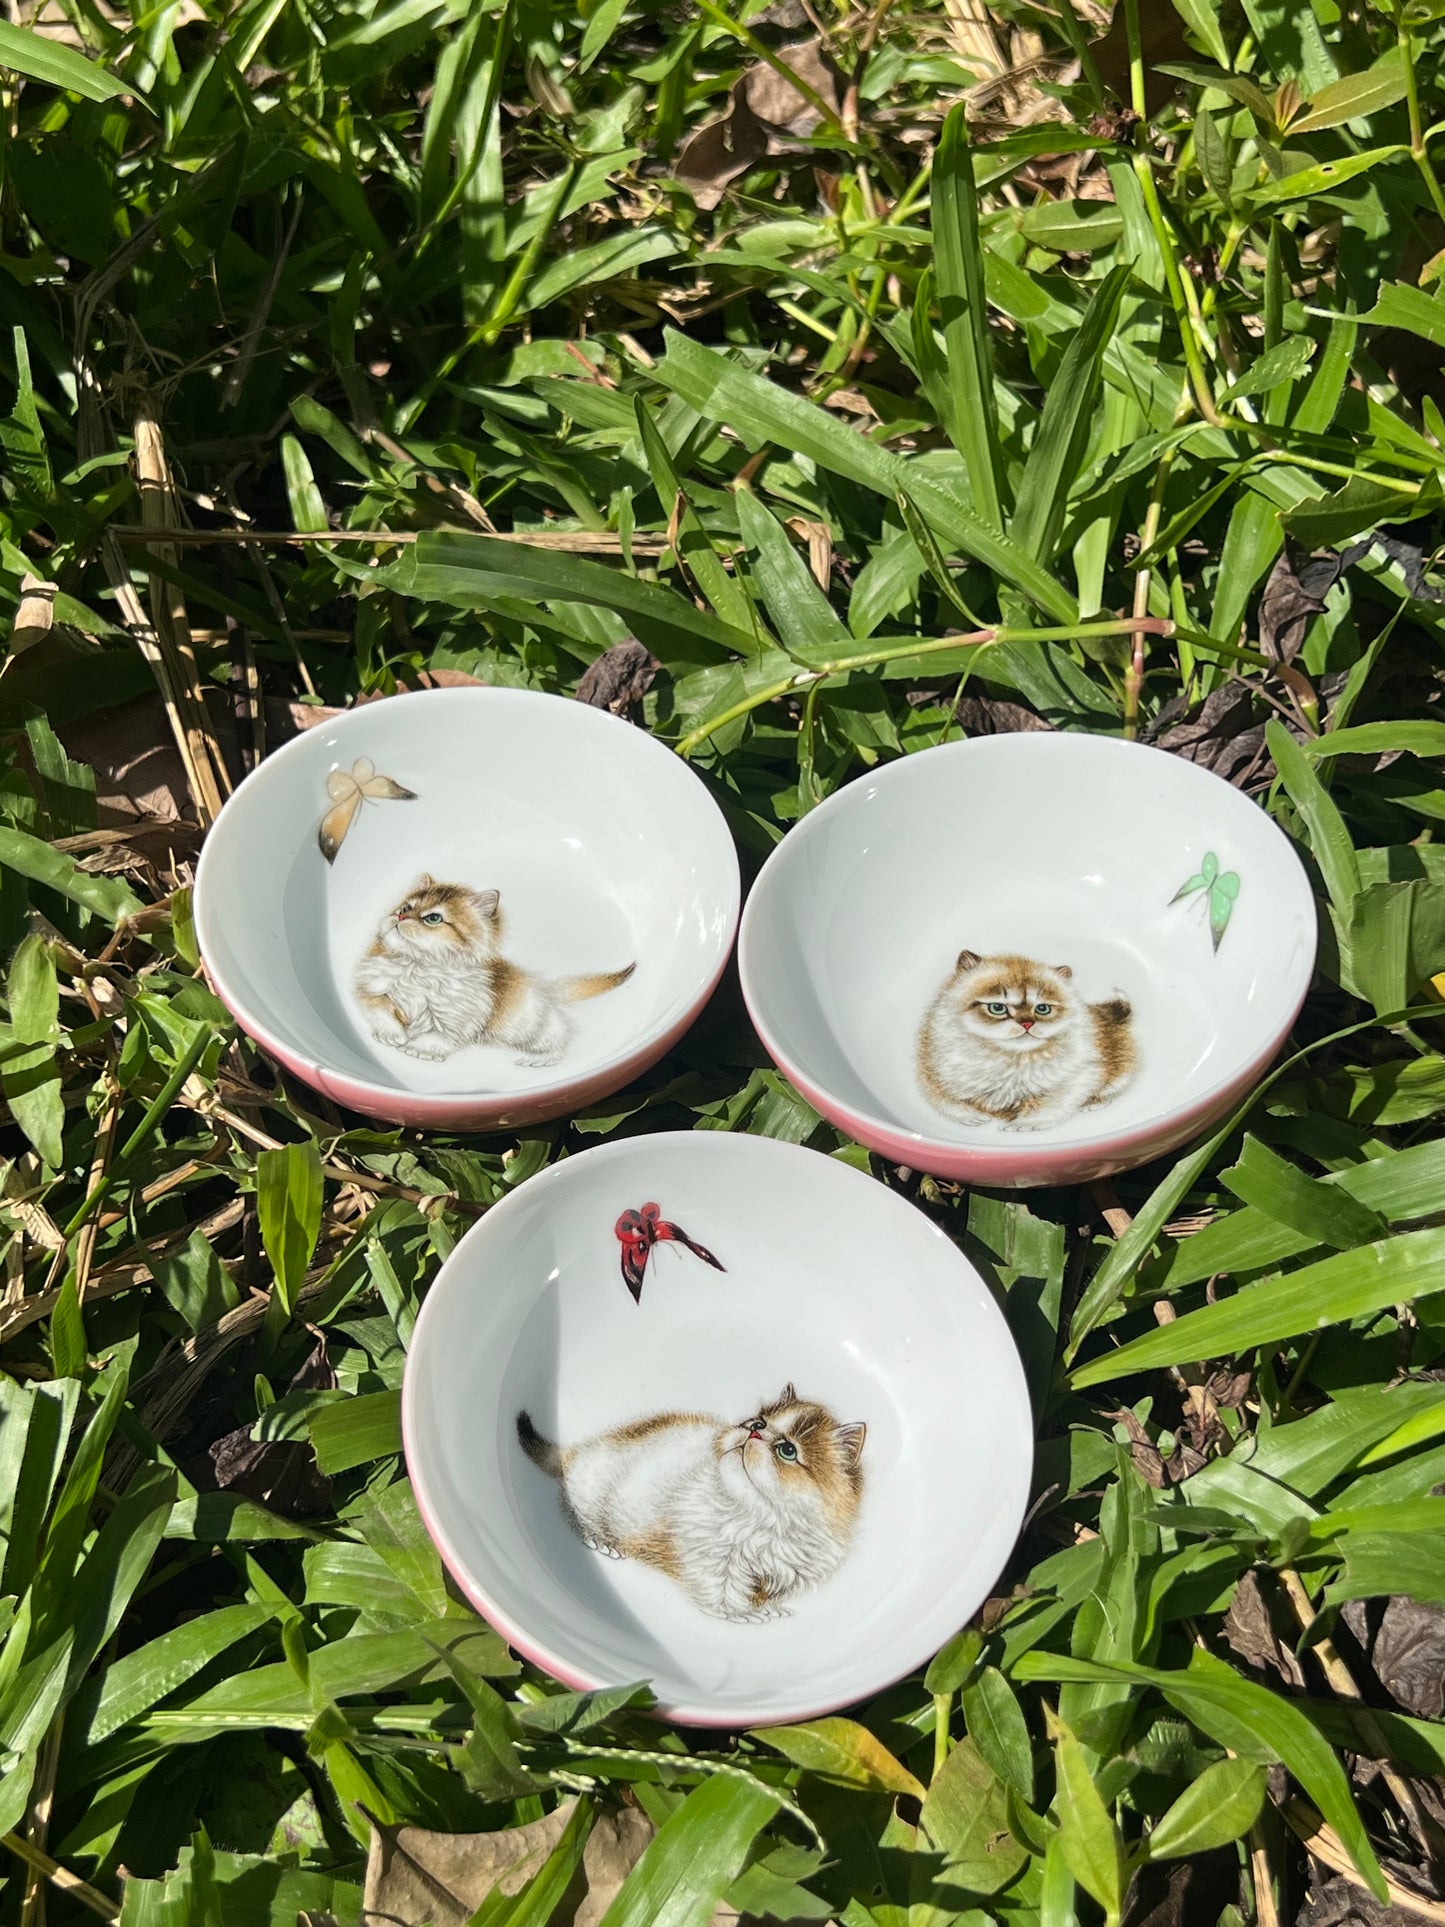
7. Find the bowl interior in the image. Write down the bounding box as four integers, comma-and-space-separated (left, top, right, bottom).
742, 735, 1316, 1150
195, 690, 737, 1099
403, 1134, 1033, 1724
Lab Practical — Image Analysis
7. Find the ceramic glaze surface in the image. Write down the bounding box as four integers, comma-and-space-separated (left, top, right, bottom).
193, 689, 739, 1125
403, 1133, 1033, 1725
739, 734, 1317, 1184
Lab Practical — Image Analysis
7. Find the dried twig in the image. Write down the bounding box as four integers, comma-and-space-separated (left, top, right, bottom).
108, 525, 670, 554
0, 1835, 118, 1923
1282, 1800, 1445, 1925
128, 405, 231, 823
1278, 1567, 1445, 1861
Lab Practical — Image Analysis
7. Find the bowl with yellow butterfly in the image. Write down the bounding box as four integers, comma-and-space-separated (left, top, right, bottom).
193, 687, 740, 1129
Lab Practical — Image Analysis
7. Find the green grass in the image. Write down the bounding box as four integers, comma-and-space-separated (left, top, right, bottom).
4, 0, 1445, 1919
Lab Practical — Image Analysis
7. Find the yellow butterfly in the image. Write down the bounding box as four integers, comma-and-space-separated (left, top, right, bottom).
318, 756, 416, 863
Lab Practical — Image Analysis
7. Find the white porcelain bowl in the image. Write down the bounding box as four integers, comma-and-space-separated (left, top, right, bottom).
403, 1132, 1033, 1725
739, 734, 1317, 1188
194, 688, 739, 1129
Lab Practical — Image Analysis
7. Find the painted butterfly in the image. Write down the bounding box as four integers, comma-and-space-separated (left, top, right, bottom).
614, 1202, 725, 1304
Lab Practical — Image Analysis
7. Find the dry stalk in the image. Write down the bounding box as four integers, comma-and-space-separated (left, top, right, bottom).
0, 1834, 117, 1924
1249, 1819, 1282, 1927
365, 425, 497, 531
73, 1081, 120, 1306
108, 525, 671, 555
195, 1089, 484, 1214
1282, 1800, 1445, 1925
1277, 1567, 1445, 1861
17, 1714, 64, 1927
0, 1200, 246, 1344
132, 404, 231, 824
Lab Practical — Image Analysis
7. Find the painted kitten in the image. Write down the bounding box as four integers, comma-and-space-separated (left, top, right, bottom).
517, 1384, 866, 1623
354, 875, 634, 1066
918, 950, 1135, 1129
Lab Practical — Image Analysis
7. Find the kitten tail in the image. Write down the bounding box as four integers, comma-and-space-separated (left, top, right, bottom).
556, 963, 636, 1003
516, 1411, 564, 1476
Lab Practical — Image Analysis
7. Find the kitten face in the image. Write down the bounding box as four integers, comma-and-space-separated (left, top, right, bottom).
381, 875, 501, 959
938, 951, 1076, 1054
719, 1382, 866, 1523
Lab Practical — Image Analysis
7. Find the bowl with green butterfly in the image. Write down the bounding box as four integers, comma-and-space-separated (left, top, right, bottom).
739, 733, 1318, 1187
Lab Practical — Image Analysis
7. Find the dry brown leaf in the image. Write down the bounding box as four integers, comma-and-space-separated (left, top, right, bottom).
1104, 1407, 1205, 1489
1127, 1850, 1242, 1927
60, 693, 196, 825
673, 98, 771, 209
673, 39, 844, 209
953, 692, 1053, 736
575, 640, 660, 715
1144, 683, 1269, 788
362, 1799, 735, 1927
1258, 547, 1347, 665
742, 39, 841, 133
1222, 1570, 1307, 1688
8, 573, 56, 657
189, 1331, 336, 1521
266, 698, 346, 739
1368, 1595, 1445, 1720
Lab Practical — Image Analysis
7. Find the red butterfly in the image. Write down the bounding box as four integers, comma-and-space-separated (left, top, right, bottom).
614, 1202, 725, 1304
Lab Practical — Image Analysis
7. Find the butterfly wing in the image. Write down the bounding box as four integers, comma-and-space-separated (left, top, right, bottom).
676, 1232, 725, 1273
621, 1245, 648, 1303
657, 1219, 726, 1273
615, 1208, 651, 1303
360, 772, 418, 801
318, 788, 362, 863
1209, 873, 1240, 951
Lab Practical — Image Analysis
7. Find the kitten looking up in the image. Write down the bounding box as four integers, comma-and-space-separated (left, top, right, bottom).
354, 874, 634, 1066
918, 950, 1135, 1130
517, 1384, 866, 1623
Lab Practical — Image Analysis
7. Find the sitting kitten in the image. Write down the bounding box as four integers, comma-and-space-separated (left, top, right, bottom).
918, 950, 1135, 1129
517, 1384, 866, 1623
355, 875, 634, 1066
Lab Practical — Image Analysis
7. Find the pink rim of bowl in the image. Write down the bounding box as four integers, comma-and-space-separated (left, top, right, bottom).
193, 688, 741, 1131
737, 734, 1319, 1187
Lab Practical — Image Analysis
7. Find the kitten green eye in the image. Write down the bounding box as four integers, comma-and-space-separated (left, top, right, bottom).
1034, 1003, 1052, 1016
421, 911, 445, 926
774, 1440, 798, 1461
984, 1001, 1008, 1016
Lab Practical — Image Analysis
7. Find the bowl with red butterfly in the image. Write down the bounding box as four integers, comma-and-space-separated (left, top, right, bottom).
193, 687, 740, 1129
403, 1130, 1034, 1725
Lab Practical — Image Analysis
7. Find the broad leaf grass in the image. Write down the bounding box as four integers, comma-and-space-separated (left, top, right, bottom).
3, 0, 1445, 1919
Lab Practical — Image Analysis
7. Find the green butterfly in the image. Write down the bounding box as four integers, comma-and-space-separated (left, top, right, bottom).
1170, 850, 1240, 952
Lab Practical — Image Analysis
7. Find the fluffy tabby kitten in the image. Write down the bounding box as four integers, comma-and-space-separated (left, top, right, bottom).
355, 875, 634, 1066
918, 950, 1135, 1129
517, 1384, 866, 1623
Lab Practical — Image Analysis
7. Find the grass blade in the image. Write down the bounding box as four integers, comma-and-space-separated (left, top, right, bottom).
407, 529, 758, 665
1010, 265, 1131, 565
1071, 1223, 1445, 1387
1018, 1651, 1386, 1901
598, 1774, 781, 1927
0, 19, 132, 100
933, 106, 1006, 530
655, 333, 1077, 621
